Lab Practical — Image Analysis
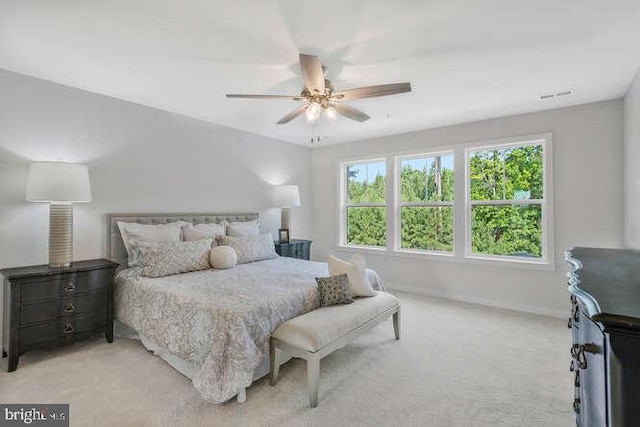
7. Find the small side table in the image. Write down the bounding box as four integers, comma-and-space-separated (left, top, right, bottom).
1, 258, 118, 371
274, 239, 312, 260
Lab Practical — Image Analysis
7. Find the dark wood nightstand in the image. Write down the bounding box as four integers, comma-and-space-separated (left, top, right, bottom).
1, 258, 118, 372
274, 239, 312, 260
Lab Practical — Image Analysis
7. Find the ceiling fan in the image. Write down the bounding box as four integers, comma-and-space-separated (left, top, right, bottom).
226, 54, 411, 125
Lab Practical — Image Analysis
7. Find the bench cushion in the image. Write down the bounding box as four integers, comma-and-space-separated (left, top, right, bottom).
272, 291, 399, 353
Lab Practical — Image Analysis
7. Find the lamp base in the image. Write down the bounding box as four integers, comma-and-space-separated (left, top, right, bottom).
49, 203, 73, 268
280, 207, 291, 231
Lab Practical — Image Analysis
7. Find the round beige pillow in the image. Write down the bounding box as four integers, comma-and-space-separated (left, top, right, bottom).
210, 245, 237, 269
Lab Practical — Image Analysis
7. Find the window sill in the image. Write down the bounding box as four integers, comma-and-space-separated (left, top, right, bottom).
335, 245, 556, 271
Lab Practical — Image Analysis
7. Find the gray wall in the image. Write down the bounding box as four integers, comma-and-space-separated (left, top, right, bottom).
0, 67, 629, 325
0, 69, 312, 269
625, 68, 640, 248
311, 100, 625, 317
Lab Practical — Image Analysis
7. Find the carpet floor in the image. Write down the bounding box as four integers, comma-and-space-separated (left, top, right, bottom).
0, 292, 574, 426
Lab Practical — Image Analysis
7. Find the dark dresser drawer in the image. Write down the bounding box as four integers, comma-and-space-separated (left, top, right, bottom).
566, 247, 640, 427
20, 290, 108, 325
20, 310, 107, 347
20, 268, 111, 302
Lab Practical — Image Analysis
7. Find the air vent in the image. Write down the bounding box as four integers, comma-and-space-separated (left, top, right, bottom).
540, 89, 573, 100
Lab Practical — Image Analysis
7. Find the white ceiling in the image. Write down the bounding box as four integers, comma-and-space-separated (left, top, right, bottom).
2, 0, 640, 146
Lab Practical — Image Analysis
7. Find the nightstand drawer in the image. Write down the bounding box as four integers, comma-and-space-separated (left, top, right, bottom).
20, 268, 111, 302
20, 291, 108, 325
20, 311, 107, 347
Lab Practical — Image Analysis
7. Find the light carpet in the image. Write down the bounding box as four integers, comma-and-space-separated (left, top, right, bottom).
0, 292, 573, 426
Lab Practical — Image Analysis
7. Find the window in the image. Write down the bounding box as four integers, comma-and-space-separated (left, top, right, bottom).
466, 141, 547, 261
338, 134, 553, 267
342, 159, 386, 247
398, 152, 454, 252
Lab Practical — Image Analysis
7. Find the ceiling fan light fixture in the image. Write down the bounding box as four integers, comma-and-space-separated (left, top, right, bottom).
305, 102, 322, 123
325, 106, 338, 122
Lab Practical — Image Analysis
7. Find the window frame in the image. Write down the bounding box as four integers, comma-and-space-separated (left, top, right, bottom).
336, 133, 555, 270
339, 157, 388, 249
394, 150, 455, 255
464, 137, 553, 265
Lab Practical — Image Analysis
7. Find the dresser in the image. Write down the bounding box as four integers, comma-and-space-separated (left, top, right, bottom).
565, 247, 640, 427
274, 239, 312, 260
2, 258, 118, 371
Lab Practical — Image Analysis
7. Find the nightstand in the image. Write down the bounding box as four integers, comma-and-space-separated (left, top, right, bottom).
274, 239, 312, 260
1, 258, 118, 372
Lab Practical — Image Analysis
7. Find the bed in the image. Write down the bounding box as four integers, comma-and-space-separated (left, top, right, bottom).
107, 212, 384, 403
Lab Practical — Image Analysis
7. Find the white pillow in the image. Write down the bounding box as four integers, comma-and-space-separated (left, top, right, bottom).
117, 221, 184, 267
131, 238, 213, 278
328, 254, 376, 297
218, 233, 277, 264
226, 219, 260, 237
183, 222, 226, 241
209, 245, 237, 269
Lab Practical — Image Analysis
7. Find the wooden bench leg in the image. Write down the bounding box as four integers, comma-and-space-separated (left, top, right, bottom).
393, 307, 401, 340
270, 337, 280, 386
307, 356, 320, 408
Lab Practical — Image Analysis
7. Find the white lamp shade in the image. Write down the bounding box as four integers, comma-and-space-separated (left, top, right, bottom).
26, 162, 92, 203
273, 185, 300, 207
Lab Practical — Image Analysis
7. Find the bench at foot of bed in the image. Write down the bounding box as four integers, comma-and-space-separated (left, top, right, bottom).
269, 291, 400, 407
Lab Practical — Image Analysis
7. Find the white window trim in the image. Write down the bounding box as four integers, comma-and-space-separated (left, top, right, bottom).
339, 157, 388, 249
336, 133, 555, 271
464, 135, 554, 266
394, 150, 455, 255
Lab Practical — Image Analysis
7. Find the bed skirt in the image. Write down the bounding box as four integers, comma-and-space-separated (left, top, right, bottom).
114, 320, 272, 400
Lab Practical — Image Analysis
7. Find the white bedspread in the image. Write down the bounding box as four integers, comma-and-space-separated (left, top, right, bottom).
114, 256, 384, 403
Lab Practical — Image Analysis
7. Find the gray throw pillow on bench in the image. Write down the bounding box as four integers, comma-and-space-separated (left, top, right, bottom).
316, 274, 354, 307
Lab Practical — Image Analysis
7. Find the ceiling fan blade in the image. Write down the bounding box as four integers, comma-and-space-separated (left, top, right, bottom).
331, 83, 411, 101
226, 94, 303, 100
330, 103, 370, 122
299, 54, 326, 94
276, 104, 309, 125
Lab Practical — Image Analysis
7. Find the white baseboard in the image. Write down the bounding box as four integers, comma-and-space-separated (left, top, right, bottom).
385, 282, 567, 319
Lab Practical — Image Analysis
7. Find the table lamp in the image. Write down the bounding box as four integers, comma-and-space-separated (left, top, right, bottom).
273, 185, 300, 242
26, 162, 92, 268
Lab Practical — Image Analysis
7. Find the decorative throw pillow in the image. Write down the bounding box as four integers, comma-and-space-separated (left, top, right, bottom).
316, 274, 354, 307
210, 245, 237, 269
226, 219, 260, 237
183, 222, 226, 241
117, 221, 185, 267
131, 238, 213, 278
328, 254, 376, 297
218, 233, 277, 264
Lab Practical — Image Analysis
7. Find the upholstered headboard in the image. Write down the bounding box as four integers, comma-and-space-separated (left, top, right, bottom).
106, 212, 259, 270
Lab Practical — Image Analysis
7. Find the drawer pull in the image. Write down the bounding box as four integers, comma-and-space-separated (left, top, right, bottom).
567, 317, 572, 329
571, 343, 599, 370
569, 360, 575, 372
574, 370, 580, 387
63, 323, 75, 334
573, 398, 581, 414
63, 281, 76, 293
64, 302, 75, 314
570, 296, 579, 323
570, 344, 587, 369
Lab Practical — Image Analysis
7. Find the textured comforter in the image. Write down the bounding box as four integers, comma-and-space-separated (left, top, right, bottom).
115, 256, 384, 403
